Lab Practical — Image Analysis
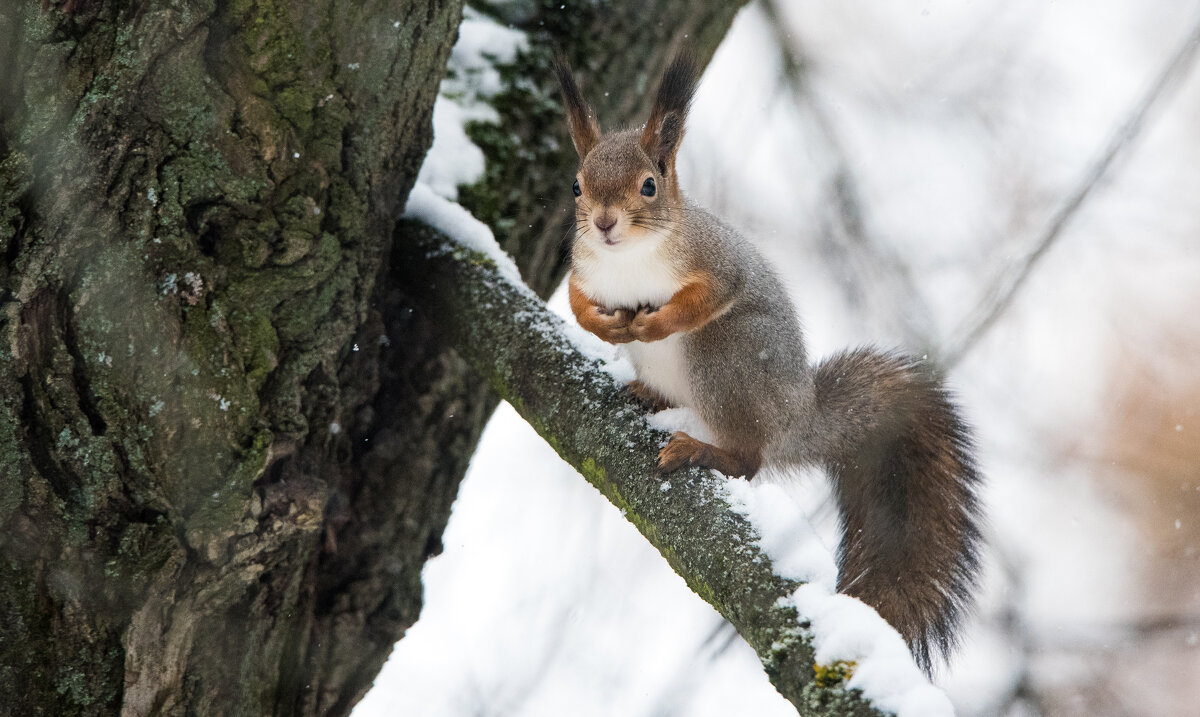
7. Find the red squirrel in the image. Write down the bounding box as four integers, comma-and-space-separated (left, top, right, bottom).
555, 53, 983, 673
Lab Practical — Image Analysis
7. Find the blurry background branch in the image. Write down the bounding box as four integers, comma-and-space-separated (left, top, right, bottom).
762, 0, 936, 351
942, 14, 1200, 367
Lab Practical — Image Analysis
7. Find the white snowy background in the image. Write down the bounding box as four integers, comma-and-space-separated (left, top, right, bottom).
357, 1, 1200, 715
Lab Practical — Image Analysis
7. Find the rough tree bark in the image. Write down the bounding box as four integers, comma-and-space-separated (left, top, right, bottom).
0, 0, 745, 715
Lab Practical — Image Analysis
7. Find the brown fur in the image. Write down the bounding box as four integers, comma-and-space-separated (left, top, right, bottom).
553, 54, 600, 157
641, 51, 697, 180
813, 349, 981, 672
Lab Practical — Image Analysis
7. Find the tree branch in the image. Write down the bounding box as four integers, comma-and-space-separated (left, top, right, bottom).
395, 217, 926, 717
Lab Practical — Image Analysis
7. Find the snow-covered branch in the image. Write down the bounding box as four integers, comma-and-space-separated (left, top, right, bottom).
393, 206, 951, 717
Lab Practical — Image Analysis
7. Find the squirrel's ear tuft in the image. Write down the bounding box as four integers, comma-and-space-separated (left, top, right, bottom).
553, 54, 600, 159
641, 50, 698, 175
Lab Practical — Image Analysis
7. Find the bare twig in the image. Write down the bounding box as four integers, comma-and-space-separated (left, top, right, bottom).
762, 0, 936, 350
942, 16, 1200, 367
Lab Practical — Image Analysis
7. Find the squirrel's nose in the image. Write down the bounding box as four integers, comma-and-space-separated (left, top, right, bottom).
594, 214, 617, 233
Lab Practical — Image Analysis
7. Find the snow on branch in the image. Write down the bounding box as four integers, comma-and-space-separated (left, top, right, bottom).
395, 200, 953, 717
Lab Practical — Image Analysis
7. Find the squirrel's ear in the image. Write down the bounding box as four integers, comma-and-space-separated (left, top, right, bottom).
553, 54, 600, 158
641, 51, 698, 174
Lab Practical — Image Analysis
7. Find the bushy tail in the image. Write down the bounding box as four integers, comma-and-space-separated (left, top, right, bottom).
812, 348, 983, 673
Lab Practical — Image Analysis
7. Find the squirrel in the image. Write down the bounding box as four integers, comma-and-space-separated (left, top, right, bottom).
553, 52, 983, 674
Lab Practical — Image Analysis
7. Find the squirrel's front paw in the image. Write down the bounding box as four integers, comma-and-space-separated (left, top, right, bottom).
630, 306, 674, 342
589, 307, 635, 344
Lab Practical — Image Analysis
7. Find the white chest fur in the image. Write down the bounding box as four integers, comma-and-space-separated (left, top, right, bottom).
626, 336, 693, 408
574, 237, 692, 407
573, 238, 681, 309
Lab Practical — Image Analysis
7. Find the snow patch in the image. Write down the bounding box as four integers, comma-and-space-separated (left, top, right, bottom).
419, 98, 487, 201
404, 5, 533, 318
646, 407, 716, 446
444, 8, 527, 100
723, 478, 836, 587
404, 183, 523, 287
723, 474, 952, 716
789, 584, 954, 717
416, 8, 527, 201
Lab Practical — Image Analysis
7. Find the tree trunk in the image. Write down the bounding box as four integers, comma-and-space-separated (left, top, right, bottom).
0, 0, 745, 714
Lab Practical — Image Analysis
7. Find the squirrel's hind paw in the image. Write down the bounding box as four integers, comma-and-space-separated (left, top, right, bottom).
657, 432, 761, 479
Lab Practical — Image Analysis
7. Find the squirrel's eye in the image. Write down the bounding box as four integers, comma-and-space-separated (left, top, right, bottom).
572, 179, 582, 197
641, 177, 656, 197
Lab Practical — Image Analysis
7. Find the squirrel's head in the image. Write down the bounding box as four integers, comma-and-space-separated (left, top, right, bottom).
554, 52, 697, 250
